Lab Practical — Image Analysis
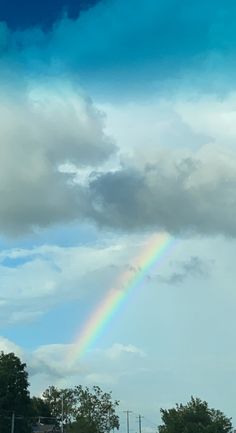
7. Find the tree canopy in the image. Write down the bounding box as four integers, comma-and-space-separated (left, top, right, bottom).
43, 385, 120, 433
30, 396, 53, 424
158, 397, 233, 433
0, 351, 31, 433
0, 351, 233, 433
0, 351, 120, 433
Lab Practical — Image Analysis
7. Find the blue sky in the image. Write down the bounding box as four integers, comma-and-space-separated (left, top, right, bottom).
1, 0, 236, 429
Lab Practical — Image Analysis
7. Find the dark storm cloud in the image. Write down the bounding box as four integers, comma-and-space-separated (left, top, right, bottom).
0, 0, 101, 30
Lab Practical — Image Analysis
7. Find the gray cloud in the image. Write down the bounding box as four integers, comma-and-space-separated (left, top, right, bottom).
87, 148, 236, 237
157, 256, 210, 285
0, 82, 115, 235
1, 82, 236, 239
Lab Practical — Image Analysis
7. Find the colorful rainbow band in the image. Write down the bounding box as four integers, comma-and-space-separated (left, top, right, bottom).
67, 232, 174, 364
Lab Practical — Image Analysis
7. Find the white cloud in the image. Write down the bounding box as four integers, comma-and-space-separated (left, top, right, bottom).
0, 336, 24, 358
106, 343, 146, 360
30, 344, 87, 378
0, 236, 156, 326
0, 337, 148, 395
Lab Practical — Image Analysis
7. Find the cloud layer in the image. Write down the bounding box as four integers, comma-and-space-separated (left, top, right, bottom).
0, 81, 115, 235
90, 143, 236, 236
0, 237, 149, 325
0, 234, 214, 328
88, 95, 236, 237
0, 336, 146, 392
2, 0, 236, 95
1, 85, 236, 238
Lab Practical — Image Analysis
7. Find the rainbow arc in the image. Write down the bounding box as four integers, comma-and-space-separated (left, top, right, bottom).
67, 232, 174, 364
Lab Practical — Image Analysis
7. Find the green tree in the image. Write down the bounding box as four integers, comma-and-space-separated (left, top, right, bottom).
0, 351, 31, 433
43, 385, 119, 433
73, 385, 119, 433
30, 396, 53, 424
158, 397, 232, 433
43, 386, 77, 426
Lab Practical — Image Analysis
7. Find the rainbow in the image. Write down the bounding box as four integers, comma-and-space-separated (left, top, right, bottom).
68, 232, 174, 364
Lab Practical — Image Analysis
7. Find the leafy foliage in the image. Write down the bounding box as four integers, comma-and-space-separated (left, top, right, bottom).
43, 386, 77, 426
73, 385, 119, 433
0, 351, 232, 433
0, 351, 31, 433
30, 396, 53, 424
158, 397, 232, 433
43, 385, 120, 433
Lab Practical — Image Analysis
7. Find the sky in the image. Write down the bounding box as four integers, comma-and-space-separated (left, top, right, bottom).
1, 0, 236, 429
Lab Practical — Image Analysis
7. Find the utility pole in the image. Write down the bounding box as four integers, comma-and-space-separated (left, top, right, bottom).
61, 394, 64, 433
123, 411, 132, 433
138, 415, 143, 433
11, 412, 15, 433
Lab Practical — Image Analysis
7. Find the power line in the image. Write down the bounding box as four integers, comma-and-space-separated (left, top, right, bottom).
143, 416, 157, 428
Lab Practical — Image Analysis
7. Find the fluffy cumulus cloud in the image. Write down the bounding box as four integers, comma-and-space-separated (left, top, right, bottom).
29, 343, 87, 378
0, 338, 88, 381
89, 143, 236, 236
0, 336, 24, 358
0, 336, 146, 393
106, 343, 146, 360
0, 80, 115, 235
87, 94, 236, 237
1, 83, 236, 237
0, 1, 236, 238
